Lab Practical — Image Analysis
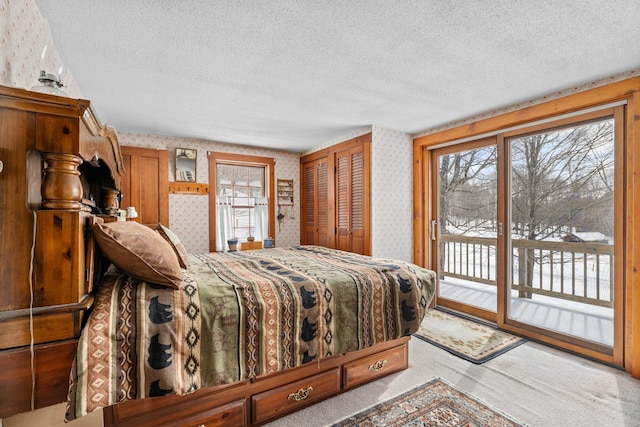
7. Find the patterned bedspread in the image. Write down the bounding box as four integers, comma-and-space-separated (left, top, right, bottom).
65, 246, 436, 421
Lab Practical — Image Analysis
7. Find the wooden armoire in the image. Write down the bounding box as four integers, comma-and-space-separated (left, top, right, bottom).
0, 85, 124, 417
300, 133, 370, 255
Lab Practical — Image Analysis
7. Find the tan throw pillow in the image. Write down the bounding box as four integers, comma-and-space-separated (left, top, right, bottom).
93, 221, 183, 289
154, 223, 189, 269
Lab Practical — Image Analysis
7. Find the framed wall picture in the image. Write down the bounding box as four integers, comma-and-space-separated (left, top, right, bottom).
175, 148, 197, 182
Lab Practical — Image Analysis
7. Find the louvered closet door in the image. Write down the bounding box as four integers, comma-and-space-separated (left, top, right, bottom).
336, 145, 365, 254
302, 158, 329, 246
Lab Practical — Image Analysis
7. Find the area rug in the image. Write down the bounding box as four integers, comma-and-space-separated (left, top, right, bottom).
413, 309, 526, 364
330, 377, 527, 426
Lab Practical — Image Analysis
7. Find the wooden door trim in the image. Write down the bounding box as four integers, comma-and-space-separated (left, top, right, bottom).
208, 152, 275, 252
414, 77, 640, 377
414, 77, 640, 149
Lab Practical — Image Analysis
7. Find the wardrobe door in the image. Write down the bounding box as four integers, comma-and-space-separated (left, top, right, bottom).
335, 141, 370, 255
301, 156, 329, 246
121, 146, 169, 227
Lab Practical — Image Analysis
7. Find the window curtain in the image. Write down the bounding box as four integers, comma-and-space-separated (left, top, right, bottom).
254, 197, 269, 241
215, 196, 233, 252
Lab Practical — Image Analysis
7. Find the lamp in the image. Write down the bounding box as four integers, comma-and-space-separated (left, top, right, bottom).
30, 70, 68, 97
29, 46, 68, 97
126, 206, 138, 219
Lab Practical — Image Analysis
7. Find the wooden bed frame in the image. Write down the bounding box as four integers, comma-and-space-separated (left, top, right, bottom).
0, 85, 123, 418
103, 336, 411, 426
0, 85, 414, 425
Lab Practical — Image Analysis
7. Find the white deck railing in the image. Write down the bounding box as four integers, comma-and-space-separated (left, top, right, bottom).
440, 234, 614, 308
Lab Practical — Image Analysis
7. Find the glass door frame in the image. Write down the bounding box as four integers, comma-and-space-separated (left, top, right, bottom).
430, 136, 506, 324
499, 107, 624, 361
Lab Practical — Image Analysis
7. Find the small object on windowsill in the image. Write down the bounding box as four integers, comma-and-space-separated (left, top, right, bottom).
264, 237, 274, 248
227, 238, 239, 251
241, 240, 262, 251
247, 235, 255, 242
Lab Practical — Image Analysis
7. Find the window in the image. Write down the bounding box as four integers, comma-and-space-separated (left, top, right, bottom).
208, 152, 275, 252
217, 163, 265, 239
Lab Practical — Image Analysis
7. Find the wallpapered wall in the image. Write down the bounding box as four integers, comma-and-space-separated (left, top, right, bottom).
0, 0, 82, 97
370, 127, 414, 262
120, 132, 301, 254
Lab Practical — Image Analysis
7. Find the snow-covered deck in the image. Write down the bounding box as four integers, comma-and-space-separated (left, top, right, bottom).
439, 277, 614, 347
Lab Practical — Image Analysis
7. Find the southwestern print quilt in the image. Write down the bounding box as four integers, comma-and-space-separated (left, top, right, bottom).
65, 245, 436, 421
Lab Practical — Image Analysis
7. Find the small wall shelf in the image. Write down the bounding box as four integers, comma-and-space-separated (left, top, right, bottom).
277, 179, 294, 206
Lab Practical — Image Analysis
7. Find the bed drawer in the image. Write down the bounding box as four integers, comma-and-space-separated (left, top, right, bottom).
342, 342, 408, 389
161, 399, 246, 427
106, 386, 248, 427
251, 367, 340, 424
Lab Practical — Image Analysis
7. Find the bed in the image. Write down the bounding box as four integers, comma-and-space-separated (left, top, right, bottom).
0, 85, 436, 426
65, 220, 436, 426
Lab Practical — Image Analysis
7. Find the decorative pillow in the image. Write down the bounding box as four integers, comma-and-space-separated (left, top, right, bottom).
92, 221, 183, 289
154, 223, 189, 269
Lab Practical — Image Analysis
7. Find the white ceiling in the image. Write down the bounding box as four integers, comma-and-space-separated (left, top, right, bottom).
34, 1, 640, 153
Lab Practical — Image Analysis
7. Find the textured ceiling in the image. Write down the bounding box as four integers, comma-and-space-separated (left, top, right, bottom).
34, 0, 640, 152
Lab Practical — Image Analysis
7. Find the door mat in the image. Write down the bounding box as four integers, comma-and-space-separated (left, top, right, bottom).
414, 309, 527, 364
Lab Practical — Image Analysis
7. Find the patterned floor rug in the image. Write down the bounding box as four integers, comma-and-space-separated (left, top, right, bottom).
414, 309, 526, 364
330, 378, 527, 427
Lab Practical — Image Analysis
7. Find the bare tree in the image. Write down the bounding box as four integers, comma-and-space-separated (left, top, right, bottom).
511, 120, 613, 240
438, 146, 497, 235
511, 118, 614, 296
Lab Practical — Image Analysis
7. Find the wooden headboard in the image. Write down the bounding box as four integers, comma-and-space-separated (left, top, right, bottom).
0, 85, 124, 417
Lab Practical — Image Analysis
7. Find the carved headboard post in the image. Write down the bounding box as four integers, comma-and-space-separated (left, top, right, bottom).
41, 152, 84, 210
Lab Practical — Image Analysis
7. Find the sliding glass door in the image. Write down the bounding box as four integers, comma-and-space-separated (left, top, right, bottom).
507, 112, 619, 348
430, 107, 623, 355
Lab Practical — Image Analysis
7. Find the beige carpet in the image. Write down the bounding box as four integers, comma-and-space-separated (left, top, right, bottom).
264, 320, 640, 427
414, 309, 526, 363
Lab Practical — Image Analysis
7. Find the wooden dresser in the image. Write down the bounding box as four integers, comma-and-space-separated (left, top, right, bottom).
0, 85, 124, 417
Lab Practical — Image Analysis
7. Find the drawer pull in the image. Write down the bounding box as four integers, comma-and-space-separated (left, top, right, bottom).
288, 386, 313, 401
368, 359, 387, 372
